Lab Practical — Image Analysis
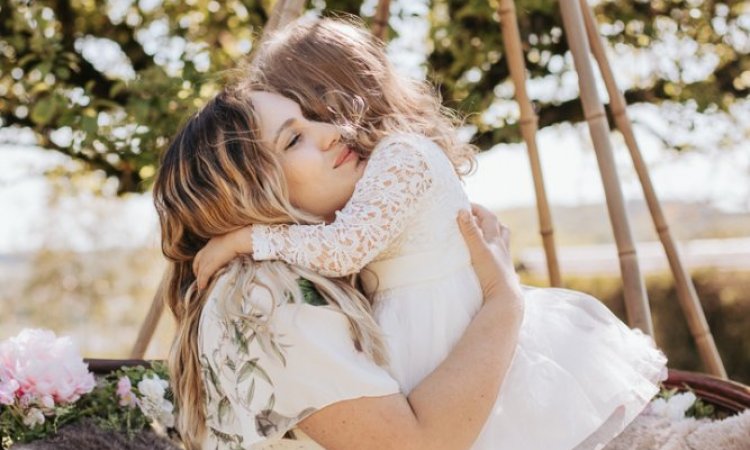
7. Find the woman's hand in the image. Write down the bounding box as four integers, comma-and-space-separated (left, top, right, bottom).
193, 226, 254, 289
457, 204, 521, 301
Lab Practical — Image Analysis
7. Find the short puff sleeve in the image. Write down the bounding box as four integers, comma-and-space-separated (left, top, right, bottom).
199, 272, 399, 449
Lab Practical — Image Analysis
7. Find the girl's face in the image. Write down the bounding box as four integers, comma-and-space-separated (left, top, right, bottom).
249, 91, 366, 222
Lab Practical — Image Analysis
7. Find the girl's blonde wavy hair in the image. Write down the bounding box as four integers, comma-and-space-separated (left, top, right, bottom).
240, 15, 477, 176
153, 87, 387, 449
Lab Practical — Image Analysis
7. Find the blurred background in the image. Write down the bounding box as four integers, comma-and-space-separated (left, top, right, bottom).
1, 0, 748, 383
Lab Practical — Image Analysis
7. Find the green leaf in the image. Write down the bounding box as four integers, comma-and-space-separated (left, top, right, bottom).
265, 393, 275, 411
218, 397, 231, 425
297, 278, 327, 306
237, 358, 273, 385
30, 96, 58, 125
246, 378, 256, 405
54, 66, 71, 80
109, 82, 127, 98
81, 115, 98, 135
36, 61, 53, 77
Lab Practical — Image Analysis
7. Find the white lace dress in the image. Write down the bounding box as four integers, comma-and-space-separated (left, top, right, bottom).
252, 133, 668, 450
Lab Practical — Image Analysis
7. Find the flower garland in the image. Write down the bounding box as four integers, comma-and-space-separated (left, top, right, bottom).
0, 329, 175, 449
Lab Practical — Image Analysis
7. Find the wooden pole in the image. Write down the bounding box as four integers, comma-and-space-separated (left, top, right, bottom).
497, 0, 562, 287
558, 0, 653, 335
278, 0, 306, 30
261, 0, 306, 42
372, 0, 392, 41
130, 276, 165, 358
580, 0, 726, 377
262, 0, 288, 40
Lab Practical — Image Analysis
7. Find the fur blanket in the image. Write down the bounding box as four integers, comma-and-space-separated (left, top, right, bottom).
11, 419, 179, 450
11, 410, 750, 449
604, 409, 750, 450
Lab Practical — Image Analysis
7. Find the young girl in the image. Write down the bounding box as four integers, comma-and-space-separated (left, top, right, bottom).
194, 17, 667, 449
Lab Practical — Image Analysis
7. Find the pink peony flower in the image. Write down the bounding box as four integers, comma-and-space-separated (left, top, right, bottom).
116, 376, 137, 408
0, 329, 95, 407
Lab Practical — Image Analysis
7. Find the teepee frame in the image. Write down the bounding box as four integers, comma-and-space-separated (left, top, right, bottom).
131, 0, 726, 378
497, 0, 561, 288
575, 0, 726, 378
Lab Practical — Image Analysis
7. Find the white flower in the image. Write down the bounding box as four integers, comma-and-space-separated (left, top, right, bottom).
137, 375, 168, 401
158, 400, 176, 428
22, 408, 45, 428
135, 374, 175, 427
646, 392, 697, 420
40, 395, 55, 410
137, 395, 175, 427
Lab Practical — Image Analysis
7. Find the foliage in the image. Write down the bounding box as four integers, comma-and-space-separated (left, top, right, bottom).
653, 387, 716, 419
427, 0, 750, 148
0, 0, 748, 194
0, 362, 173, 449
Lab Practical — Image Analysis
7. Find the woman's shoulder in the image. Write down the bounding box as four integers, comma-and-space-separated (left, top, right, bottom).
198, 261, 357, 356
196, 262, 399, 448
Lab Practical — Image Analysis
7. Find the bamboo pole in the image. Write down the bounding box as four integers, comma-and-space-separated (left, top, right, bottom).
277, 0, 306, 30
497, 0, 561, 287
580, 0, 726, 377
262, 0, 288, 40
372, 0, 392, 41
261, 0, 306, 42
558, 0, 653, 335
130, 276, 165, 358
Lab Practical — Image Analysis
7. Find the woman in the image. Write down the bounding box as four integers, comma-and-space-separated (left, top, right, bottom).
153, 85, 524, 450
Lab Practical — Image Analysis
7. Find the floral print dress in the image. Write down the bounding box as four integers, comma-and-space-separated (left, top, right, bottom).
198, 264, 399, 450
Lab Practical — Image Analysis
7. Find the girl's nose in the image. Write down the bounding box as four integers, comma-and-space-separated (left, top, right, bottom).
315, 122, 340, 151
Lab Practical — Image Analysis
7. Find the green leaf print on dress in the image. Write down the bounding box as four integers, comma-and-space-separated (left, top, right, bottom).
201, 276, 341, 446
298, 278, 327, 306
209, 426, 244, 450
255, 407, 317, 438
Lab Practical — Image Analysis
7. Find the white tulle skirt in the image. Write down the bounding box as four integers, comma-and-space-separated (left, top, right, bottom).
367, 260, 667, 450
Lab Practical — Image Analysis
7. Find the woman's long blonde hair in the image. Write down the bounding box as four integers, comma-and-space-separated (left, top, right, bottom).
153, 87, 387, 449
241, 15, 477, 175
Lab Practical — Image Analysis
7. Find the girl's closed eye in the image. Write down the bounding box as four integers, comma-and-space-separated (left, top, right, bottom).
286, 132, 301, 150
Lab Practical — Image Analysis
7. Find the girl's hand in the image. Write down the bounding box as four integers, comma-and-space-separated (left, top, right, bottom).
457, 204, 520, 301
193, 226, 254, 289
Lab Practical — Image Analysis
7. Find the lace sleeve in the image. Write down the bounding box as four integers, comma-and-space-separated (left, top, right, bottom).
252, 136, 434, 277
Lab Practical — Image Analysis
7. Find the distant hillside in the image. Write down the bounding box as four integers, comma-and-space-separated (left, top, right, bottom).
497, 201, 750, 249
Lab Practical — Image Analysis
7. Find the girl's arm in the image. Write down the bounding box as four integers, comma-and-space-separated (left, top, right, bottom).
194, 137, 434, 288
300, 208, 524, 450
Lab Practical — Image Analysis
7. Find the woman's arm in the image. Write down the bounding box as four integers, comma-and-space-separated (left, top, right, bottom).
298, 207, 524, 450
